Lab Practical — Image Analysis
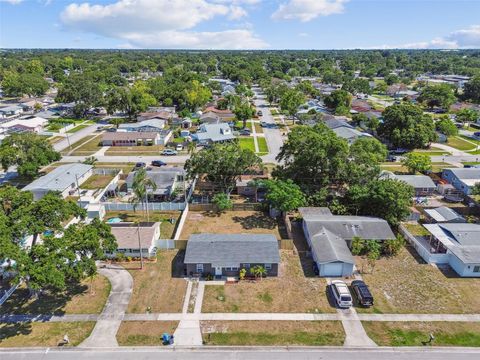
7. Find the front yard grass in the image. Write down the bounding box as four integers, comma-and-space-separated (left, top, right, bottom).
238, 137, 256, 152
116, 321, 179, 346
126, 250, 187, 313
104, 210, 181, 239
104, 144, 165, 156
0, 322, 95, 347
202, 251, 333, 313
67, 124, 89, 134
0, 275, 110, 315
257, 137, 268, 153
201, 321, 344, 346
69, 135, 102, 156
460, 135, 480, 146
80, 174, 114, 190
363, 322, 480, 347
356, 247, 480, 314
180, 210, 287, 240
446, 136, 477, 151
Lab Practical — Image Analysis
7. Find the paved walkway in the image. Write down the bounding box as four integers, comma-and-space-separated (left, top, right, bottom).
80, 263, 133, 348
338, 308, 377, 347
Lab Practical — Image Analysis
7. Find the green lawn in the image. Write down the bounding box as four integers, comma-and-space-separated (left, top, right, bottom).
363, 322, 480, 347
235, 120, 253, 130
257, 137, 268, 153
238, 137, 256, 152
446, 136, 476, 151
67, 124, 89, 133
460, 135, 480, 146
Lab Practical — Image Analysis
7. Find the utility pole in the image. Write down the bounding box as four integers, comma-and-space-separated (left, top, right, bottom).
136, 222, 143, 270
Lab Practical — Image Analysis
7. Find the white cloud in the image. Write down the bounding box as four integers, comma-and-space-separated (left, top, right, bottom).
298, 32, 309, 37
60, 0, 267, 49
0, 0, 24, 4
373, 25, 480, 49
272, 0, 347, 22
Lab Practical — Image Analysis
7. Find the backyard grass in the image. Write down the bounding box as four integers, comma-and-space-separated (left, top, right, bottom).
126, 250, 187, 313
202, 251, 333, 313
402, 223, 431, 236
446, 136, 477, 151
380, 164, 409, 173
238, 137, 256, 152
94, 162, 136, 175
257, 137, 268, 153
363, 322, 480, 347
431, 162, 459, 172
67, 124, 89, 134
0, 322, 95, 347
356, 247, 480, 314
0, 275, 110, 315
180, 210, 286, 240
104, 145, 165, 156
116, 321, 179, 346
201, 321, 344, 346
80, 174, 114, 190
105, 210, 181, 239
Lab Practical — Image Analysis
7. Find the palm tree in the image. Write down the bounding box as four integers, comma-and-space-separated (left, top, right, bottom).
187, 141, 197, 156
131, 168, 157, 221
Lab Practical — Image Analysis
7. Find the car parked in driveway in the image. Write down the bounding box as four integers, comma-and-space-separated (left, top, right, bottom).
330, 280, 353, 308
161, 149, 178, 156
151, 160, 167, 167
135, 162, 146, 168
351, 280, 374, 307
239, 129, 251, 136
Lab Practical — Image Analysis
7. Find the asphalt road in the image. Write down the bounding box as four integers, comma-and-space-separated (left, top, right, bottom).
53, 124, 99, 152
1, 347, 479, 360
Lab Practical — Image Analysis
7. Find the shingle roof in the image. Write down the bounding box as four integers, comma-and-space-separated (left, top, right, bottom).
195, 123, 235, 142
118, 119, 165, 130
310, 227, 354, 264
109, 222, 159, 249
393, 174, 436, 189
332, 126, 370, 140
438, 223, 480, 246
324, 118, 353, 130
445, 168, 480, 180
23, 163, 93, 193
102, 131, 159, 141
184, 234, 280, 267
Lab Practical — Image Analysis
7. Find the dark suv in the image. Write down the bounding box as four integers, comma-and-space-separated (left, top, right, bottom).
351, 280, 374, 307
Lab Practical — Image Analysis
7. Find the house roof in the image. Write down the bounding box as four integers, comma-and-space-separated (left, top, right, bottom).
438, 223, 480, 246
444, 168, 480, 184
310, 227, 354, 264
0, 105, 22, 113
195, 123, 235, 142
424, 206, 465, 223
184, 233, 280, 267
102, 131, 160, 141
118, 119, 165, 130
332, 126, 371, 141
23, 163, 93, 193
109, 222, 159, 249
392, 174, 436, 189
126, 168, 184, 195
138, 111, 172, 120
324, 118, 354, 130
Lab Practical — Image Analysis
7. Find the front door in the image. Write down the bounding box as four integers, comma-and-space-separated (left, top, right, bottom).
215, 267, 222, 276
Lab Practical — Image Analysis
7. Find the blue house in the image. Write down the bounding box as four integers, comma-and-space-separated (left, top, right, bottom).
442, 168, 480, 195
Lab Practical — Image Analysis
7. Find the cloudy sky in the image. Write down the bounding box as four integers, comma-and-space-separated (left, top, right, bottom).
1, 0, 479, 50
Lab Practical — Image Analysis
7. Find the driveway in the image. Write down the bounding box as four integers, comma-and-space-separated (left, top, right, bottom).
53, 124, 98, 152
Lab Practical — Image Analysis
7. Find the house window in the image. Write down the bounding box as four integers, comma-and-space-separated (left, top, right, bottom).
243, 263, 250, 269
473, 266, 480, 273
196, 264, 204, 273
225, 267, 238, 271
265, 263, 272, 270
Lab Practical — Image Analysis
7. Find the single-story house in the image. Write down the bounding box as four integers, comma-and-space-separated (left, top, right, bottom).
0, 105, 23, 119
138, 111, 173, 122
0, 115, 49, 134
107, 222, 161, 258
332, 126, 372, 144
422, 223, 480, 277
199, 113, 222, 124
424, 206, 466, 223
202, 107, 234, 120
383, 172, 436, 196
194, 123, 235, 144
442, 168, 480, 195
102, 131, 163, 146
300, 207, 395, 277
23, 163, 93, 200
118, 119, 166, 132
125, 167, 185, 200
184, 233, 280, 277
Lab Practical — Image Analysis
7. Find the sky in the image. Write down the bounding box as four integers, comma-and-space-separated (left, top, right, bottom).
1, 0, 479, 50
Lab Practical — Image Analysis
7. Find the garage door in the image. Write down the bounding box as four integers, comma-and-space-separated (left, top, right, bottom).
321, 263, 344, 277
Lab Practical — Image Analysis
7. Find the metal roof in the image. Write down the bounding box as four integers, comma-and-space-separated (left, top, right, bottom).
424, 206, 465, 223
23, 163, 93, 193
184, 233, 280, 267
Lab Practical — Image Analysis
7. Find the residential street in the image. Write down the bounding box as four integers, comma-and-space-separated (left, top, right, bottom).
1, 347, 479, 360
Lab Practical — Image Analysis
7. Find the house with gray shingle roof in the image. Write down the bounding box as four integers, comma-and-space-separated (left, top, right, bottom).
194, 123, 235, 144
442, 168, 480, 195
382, 171, 436, 196
300, 207, 395, 277
184, 233, 280, 277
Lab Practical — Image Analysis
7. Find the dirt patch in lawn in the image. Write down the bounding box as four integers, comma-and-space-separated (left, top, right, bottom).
363, 321, 480, 347
202, 251, 333, 313
180, 210, 287, 240
0, 322, 95, 347
126, 250, 187, 313
201, 321, 344, 346
116, 321, 179, 346
0, 275, 110, 315
356, 247, 480, 314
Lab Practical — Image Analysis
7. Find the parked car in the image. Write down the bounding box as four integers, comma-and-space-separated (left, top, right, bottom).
161, 149, 178, 156
330, 280, 353, 308
351, 280, 374, 307
176, 143, 184, 151
135, 162, 146, 168
386, 154, 397, 162
257, 110, 263, 116
106, 128, 117, 132
239, 129, 251, 136
151, 160, 167, 167
260, 121, 268, 127
474, 131, 480, 138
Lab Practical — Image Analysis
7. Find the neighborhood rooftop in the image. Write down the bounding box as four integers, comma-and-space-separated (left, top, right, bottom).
23, 163, 93, 193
